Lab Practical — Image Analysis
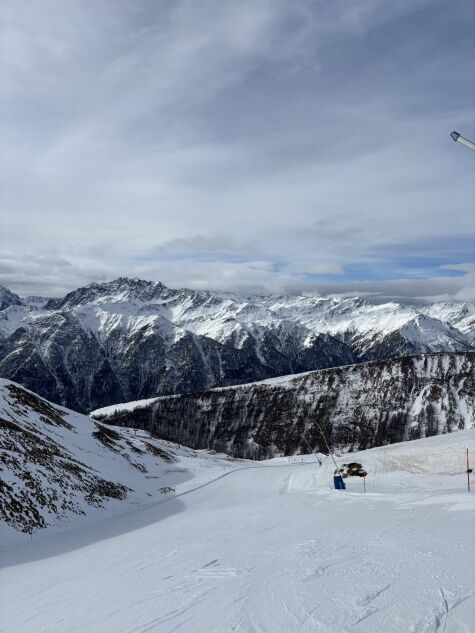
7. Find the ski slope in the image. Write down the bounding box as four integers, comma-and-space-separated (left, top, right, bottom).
2, 430, 474, 633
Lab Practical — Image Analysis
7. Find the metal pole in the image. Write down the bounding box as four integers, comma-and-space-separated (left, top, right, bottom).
310, 418, 340, 473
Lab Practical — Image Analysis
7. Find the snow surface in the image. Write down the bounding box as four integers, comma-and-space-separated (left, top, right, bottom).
2, 429, 474, 633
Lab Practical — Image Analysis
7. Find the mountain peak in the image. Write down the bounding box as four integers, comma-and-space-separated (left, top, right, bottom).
0, 285, 23, 311
44, 277, 169, 310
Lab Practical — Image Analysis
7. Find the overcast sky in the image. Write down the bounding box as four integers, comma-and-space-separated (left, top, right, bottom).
1, 0, 474, 302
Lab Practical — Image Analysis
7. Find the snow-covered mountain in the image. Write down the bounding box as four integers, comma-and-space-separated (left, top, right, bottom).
0, 286, 22, 311
423, 300, 475, 343
0, 378, 240, 541
92, 352, 475, 459
0, 277, 472, 412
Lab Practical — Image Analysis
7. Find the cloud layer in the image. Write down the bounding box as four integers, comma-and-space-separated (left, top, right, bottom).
1, 0, 474, 301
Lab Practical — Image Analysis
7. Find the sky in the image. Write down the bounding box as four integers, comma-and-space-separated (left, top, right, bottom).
0, 0, 474, 302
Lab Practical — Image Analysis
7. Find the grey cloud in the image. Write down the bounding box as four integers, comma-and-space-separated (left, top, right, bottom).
0, 0, 474, 301
0, 253, 110, 297
2, 248, 474, 307
153, 234, 259, 256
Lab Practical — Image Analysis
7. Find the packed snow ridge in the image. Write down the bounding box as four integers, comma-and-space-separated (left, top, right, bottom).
0, 278, 473, 413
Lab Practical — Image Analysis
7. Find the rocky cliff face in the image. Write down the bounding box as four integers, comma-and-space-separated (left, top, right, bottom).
0, 278, 472, 413
92, 352, 475, 459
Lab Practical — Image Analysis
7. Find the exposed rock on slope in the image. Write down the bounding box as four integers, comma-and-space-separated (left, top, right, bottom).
92, 352, 475, 459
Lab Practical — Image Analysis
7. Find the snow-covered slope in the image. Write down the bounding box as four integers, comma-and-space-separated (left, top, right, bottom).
424, 301, 475, 344
93, 352, 475, 459
2, 429, 474, 633
0, 278, 473, 413
423, 300, 475, 328
0, 379, 242, 545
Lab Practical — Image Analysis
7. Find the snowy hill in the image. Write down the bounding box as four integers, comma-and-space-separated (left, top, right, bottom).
0, 278, 473, 413
92, 351, 475, 458
2, 426, 474, 633
0, 379, 242, 545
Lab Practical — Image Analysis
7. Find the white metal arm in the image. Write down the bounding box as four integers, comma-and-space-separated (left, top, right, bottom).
451, 131, 475, 151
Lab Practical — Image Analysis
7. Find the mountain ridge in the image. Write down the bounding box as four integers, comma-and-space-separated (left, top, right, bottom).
0, 278, 473, 412
92, 351, 475, 459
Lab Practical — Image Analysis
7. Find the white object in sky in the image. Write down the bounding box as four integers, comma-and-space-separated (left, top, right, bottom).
450, 130, 475, 151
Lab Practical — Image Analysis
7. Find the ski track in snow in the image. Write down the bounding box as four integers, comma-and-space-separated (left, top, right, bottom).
1, 432, 475, 633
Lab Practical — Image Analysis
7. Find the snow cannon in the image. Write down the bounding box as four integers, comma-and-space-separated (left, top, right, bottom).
340, 462, 368, 492
450, 131, 475, 151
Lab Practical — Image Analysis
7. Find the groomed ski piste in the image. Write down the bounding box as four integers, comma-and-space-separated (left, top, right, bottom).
2, 429, 474, 633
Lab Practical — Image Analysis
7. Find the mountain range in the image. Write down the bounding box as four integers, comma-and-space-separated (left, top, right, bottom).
0, 277, 473, 412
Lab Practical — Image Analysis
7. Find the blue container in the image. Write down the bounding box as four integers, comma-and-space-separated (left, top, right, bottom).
333, 475, 346, 490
